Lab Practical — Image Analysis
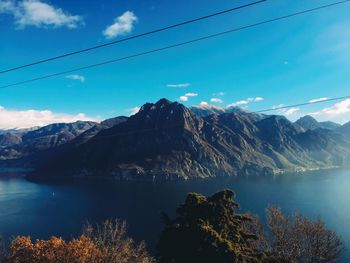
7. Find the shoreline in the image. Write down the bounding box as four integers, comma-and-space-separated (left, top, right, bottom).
4, 165, 346, 184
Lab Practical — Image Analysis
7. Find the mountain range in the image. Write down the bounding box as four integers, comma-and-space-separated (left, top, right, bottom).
0, 98, 349, 180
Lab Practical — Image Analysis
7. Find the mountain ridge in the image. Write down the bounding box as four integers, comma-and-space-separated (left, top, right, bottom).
30, 98, 350, 181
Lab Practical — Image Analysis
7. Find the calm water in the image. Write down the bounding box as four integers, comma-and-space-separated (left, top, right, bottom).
0, 169, 350, 261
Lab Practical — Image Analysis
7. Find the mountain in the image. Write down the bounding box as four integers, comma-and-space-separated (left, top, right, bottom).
0, 132, 22, 148
190, 104, 266, 120
190, 104, 226, 116
336, 122, 350, 136
334, 122, 350, 144
33, 99, 350, 180
0, 117, 130, 169
100, 116, 128, 127
295, 115, 340, 131
0, 121, 95, 165
66, 116, 128, 146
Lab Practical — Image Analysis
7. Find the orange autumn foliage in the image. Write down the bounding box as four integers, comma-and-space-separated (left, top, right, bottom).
5, 220, 153, 263
8, 235, 101, 263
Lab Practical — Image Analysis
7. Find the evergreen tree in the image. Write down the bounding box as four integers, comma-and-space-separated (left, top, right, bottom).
157, 190, 272, 263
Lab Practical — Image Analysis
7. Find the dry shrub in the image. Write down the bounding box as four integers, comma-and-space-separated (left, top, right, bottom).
267, 207, 345, 263
6, 220, 153, 263
83, 219, 153, 263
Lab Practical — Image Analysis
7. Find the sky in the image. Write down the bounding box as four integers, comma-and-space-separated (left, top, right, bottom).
0, 0, 350, 129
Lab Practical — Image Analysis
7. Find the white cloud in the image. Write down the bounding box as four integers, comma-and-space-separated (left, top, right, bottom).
66, 74, 85, 83
310, 99, 350, 123
127, 106, 141, 116
179, 92, 198, 102
272, 104, 285, 109
167, 83, 191, 88
270, 104, 300, 117
227, 97, 264, 108
309, 97, 329, 103
227, 100, 249, 107
284, 108, 300, 116
0, 105, 97, 129
179, 96, 188, 102
103, 11, 137, 39
210, 98, 223, 103
199, 101, 209, 106
184, 93, 197, 97
0, 0, 83, 29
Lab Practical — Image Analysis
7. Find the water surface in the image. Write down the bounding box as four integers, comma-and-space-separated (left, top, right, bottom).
0, 169, 349, 261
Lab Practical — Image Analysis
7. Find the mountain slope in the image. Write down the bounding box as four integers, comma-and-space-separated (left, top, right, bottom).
190, 104, 266, 120
37, 99, 236, 179
0, 121, 96, 167
34, 99, 350, 180
295, 115, 340, 131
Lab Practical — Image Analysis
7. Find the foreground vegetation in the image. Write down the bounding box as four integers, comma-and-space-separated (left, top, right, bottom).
0, 220, 153, 263
157, 190, 344, 263
0, 190, 345, 263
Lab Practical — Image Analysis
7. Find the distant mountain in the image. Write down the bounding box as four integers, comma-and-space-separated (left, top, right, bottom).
100, 116, 128, 127
334, 122, 350, 143
33, 99, 350, 180
0, 121, 96, 163
295, 115, 340, 131
0, 132, 22, 148
190, 104, 266, 120
0, 117, 129, 168
190, 104, 226, 116
0, 127, 39, 134
336, 121, 350, 134
67, 116, 128, 146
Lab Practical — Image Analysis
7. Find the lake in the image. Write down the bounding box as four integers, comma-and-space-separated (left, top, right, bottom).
0, 169, 350, 261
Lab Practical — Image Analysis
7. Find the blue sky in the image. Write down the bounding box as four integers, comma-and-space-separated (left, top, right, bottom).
0, 0, 350, 128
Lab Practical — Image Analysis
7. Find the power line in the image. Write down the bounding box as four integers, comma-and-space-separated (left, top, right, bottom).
0, 0, 266, 74
1, 0, 349, 89
254, 95, 350, 114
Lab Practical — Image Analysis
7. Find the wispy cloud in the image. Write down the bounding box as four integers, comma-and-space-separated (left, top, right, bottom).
253, 97, 264, 102
184, 93, 197, 97
212, 92, 224, 96
167, 83, 191, 88
283, 108, 300, 116
0, 105, 97, 129
227, 97, 264, 108
310, 99, 350, 123
179, 93, 198, 102
103, 11, 137, 39
127, 106, 140, 116
271, 104, 300, 117
179, 96, 188, 102
210, 98, 223, 103
229, 100, 249, 107
66, 74, 85, 83
0, 0, 83, 29
309, 97, 329, 103
272, 104, 285, 109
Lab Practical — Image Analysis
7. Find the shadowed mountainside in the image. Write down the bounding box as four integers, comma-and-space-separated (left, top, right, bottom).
32, 99, 350, 180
